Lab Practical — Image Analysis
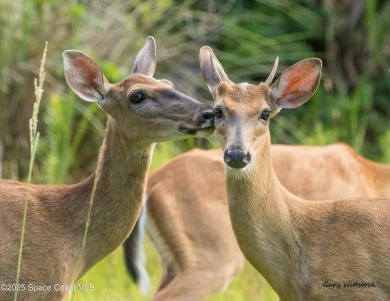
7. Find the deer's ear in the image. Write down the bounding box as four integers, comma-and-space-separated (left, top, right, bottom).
63, 50, 110, 103
131, 36, 156, 76
270, 58, 322, 109
199, 46, 232, 97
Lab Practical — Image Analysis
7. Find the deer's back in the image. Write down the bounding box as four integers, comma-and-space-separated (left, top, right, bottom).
271, 143, 381, 199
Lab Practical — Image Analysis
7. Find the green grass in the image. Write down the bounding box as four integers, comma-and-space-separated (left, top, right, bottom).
207, 263, 278, 301
72, 238, 278, 301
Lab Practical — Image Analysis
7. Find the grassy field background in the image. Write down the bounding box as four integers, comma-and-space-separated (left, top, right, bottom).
1, 1, 389, 300
73, 238, 279, 301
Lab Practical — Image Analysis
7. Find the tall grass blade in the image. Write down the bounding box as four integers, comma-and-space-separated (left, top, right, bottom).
13, 41, 48, 301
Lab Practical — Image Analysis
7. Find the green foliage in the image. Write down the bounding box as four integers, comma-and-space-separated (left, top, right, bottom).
379, 130, 390, 163
2, 0, 389, 179
1, 0, 389, 300
38, 92, 105, 183
272, 79, 386, 161
40, 93, 75, 184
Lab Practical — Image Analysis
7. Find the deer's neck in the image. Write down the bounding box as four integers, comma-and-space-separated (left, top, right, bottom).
225, 131, 303, 296
65, 117, 154, 277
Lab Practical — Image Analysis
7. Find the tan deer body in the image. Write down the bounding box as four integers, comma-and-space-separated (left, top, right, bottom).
226, 135, 390, 301
143, 149, 242, 301
271, 143, 390, 199
197, 47, 390, 300
0, 37, 214, 301
125, 143, 390, 300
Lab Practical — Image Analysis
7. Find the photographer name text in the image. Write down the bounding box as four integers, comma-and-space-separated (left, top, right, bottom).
323, 281, 377, 289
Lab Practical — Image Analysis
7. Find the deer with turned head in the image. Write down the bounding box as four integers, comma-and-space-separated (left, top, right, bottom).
0, 37, 214, 301
196, 46, 390, 301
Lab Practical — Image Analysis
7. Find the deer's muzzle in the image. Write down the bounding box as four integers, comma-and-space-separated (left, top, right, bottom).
224, 146, 251, 169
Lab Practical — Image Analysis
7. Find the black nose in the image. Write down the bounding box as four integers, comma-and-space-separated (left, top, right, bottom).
224, 146, 251, 169
201, 108, 215, 121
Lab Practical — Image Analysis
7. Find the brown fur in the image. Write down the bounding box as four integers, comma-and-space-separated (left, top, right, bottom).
0, 38, 214, 301
0, 120, 152, 301
134, 144, 390, 300
200, 47, 390, 300
145, 149, 241, 301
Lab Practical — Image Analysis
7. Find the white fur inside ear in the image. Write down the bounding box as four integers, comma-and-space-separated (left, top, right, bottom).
63, 50, 109, 103
270, 77, 287, 105
71, 74, 108, 103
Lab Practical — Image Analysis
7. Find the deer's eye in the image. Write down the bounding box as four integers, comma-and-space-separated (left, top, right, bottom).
260, 110, 271, 121
214, 108, 224, 119
129, 92, 145, 104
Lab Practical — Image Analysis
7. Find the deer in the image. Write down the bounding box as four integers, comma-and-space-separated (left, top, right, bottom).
195, 46, 390, 301
0, 36, 215, 301
124, 140, 390, 300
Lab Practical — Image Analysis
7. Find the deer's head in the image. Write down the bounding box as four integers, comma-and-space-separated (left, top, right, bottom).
63, 37, 215, 143
200, 46, 321, 171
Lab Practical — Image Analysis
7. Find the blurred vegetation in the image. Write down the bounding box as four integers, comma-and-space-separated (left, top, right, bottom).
1, 0, 389, 181
0, 0, 389, 300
